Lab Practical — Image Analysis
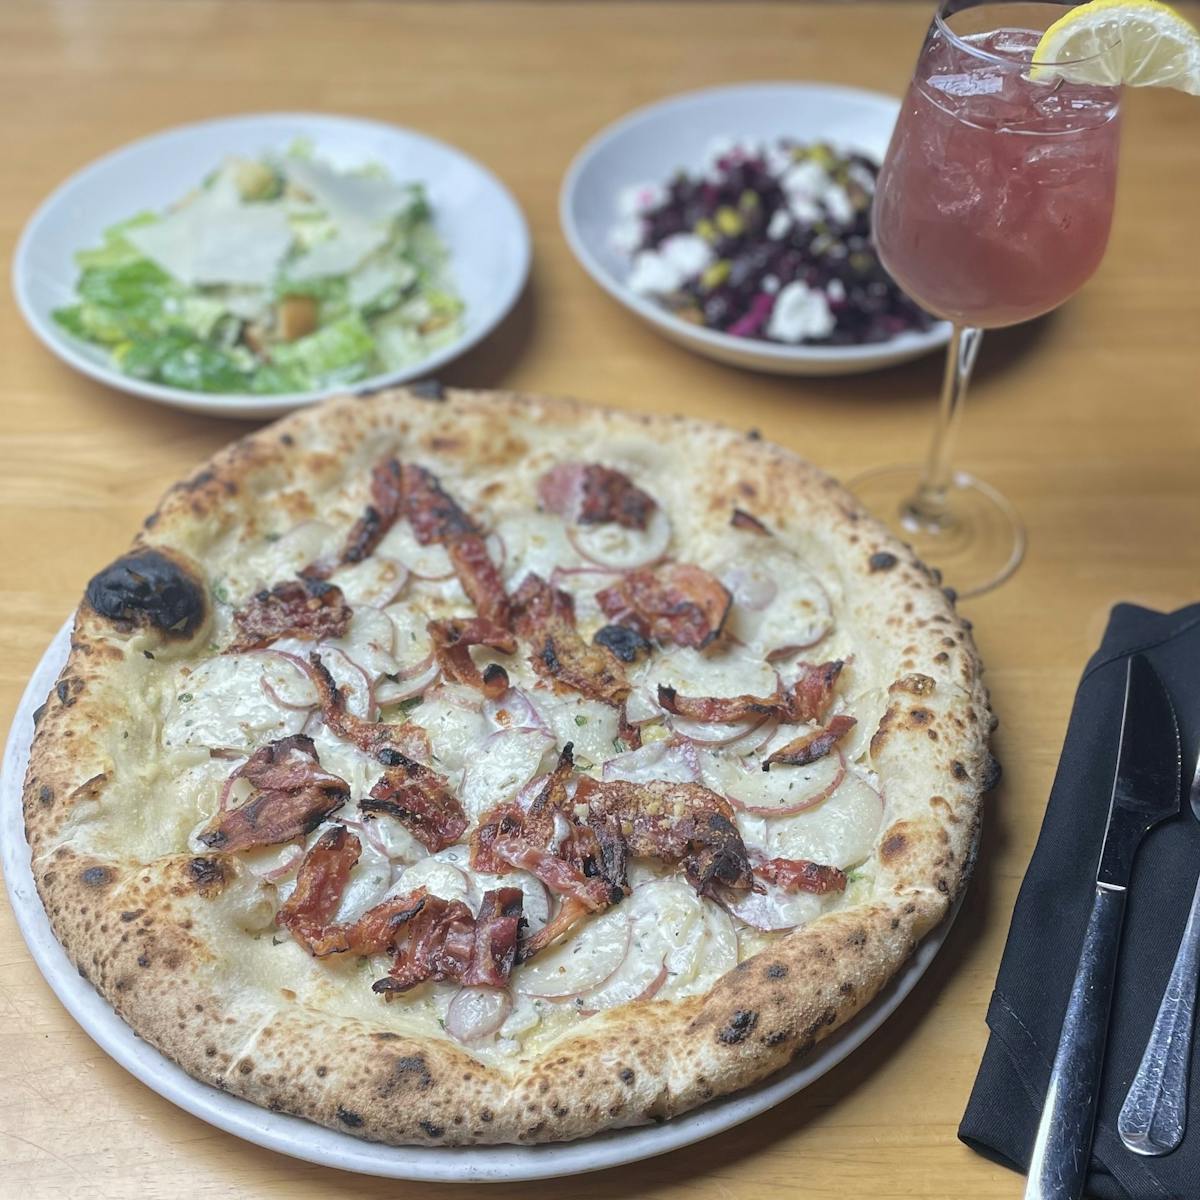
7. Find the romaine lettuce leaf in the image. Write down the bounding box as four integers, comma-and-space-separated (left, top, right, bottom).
270, 312, 376, 385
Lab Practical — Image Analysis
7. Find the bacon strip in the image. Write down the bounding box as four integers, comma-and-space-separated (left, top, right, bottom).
537, 462, 656, 530
575, 777, 754, 896
339, 458, 510, 626
754, 857, 847, 895
763, 714, 858, 770
399, 463, 479, 543
398, 464, 511, 628
278, 839, 526, 993
463, 887, 525, 987
510, 574, 629, 705
427, 617, 515, 698
657, 661, 846, 726
359, 753, 469, 852
228, 578, 351, 652
199, 735, 349, 852
342, 458, 404, 564
276, 825, 362, 955
596, 563, 732, 649
341, 891, 431, 957
373, 893, 479, 995
472, 747, 624, 957
309, 652, 433, 762
785, 661, 847, 724
447, 534, 511, 629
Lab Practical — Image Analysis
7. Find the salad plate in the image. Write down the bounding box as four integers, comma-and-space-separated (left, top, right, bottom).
13, 112, 530, 419
561, 82, 951, 376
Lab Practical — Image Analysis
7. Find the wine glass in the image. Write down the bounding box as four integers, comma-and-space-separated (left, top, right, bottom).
852, 0, 1121, 597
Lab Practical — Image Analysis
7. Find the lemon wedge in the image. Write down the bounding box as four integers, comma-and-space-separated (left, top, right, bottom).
1031, 0, 1200, 92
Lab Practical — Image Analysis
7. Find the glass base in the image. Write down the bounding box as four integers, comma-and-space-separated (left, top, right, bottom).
849, 464, 1026, 599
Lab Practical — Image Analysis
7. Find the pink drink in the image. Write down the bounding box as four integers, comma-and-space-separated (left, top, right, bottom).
874, 26, 1120, 328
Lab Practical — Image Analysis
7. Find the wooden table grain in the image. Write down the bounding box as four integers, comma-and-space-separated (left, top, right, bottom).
2, 2, 1198, 1196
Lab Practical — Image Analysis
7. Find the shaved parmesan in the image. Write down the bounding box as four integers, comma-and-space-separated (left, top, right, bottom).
286, 223, 388, 282
126, 172, 294, 287
285, 156, 423, 228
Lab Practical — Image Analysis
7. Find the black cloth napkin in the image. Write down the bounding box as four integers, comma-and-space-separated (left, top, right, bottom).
960, 602, 1200, 1200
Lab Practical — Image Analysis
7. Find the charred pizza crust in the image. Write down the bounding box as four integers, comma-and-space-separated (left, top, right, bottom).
23, 387, 996, 1144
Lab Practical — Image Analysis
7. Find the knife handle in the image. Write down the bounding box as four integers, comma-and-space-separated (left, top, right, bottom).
1118, 865, 1200, 1155
1025, 884, 1127, 1200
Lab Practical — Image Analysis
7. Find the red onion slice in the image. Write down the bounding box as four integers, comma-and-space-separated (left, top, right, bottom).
720, 566, 778, 612
725, 718, 779, 759
248, 649, 320, 708
259, 674, 312, 713
258, 845, 306, 883
669, 714, 765, 747
516, 912, 632, 1000
602, 738, 700, 784
727, 751, 846, 816
567, 507, 671, 570
481, 688, 551, 735
329, 556, 410, 608
423, 683, 483, 713
445, 986, 513, 1043
715, 883, 822, 932
340, 815, 394, 860
320, 646, 376, 721
375, 658, 441, 706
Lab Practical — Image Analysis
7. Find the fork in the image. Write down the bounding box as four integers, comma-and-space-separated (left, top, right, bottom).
1118, 749, 1200, 1155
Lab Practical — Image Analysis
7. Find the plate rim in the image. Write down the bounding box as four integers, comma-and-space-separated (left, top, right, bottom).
11, 110, 532, 418
2, 616, 960, 1182
559, 80, 952, 370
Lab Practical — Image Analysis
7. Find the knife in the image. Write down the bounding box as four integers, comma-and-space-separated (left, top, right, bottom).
1025, 654, 1181, 1200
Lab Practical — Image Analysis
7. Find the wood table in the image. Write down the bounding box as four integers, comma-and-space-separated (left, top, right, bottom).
2, 2, 1198, 1196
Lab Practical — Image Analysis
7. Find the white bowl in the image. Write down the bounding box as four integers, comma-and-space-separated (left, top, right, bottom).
560, 83, 951, 376
13, 112, 531, 420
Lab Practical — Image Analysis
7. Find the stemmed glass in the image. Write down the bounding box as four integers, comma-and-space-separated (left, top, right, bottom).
852, 0, 1121, 597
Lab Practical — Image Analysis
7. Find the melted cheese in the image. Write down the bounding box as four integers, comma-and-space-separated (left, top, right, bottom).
162, 656, 305, 753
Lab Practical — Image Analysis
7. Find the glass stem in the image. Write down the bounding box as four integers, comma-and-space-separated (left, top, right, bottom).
902, 323, 983, 532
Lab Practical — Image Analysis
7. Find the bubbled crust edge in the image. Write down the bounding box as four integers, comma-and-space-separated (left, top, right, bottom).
22, 386, 994, 1145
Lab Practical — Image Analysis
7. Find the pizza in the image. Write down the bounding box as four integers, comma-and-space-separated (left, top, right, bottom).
22, 386, 996, 1145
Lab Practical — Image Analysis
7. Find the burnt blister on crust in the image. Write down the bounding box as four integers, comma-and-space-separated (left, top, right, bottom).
717, 1009, 759, 1045
185, 857, 227, 896
85, 548, 206, 638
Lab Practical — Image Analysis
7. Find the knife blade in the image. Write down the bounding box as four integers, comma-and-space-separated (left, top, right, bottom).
1025, 653, 1181, 1200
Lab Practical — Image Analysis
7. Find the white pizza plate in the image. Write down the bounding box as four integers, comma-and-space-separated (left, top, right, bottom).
2, 619, 960, 1182
12, 113, 531, 420
560, 82, 952, 376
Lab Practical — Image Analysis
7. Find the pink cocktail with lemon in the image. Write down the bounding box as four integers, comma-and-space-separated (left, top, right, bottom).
875, 24, 1120, 328
852, 0, 1200, 597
